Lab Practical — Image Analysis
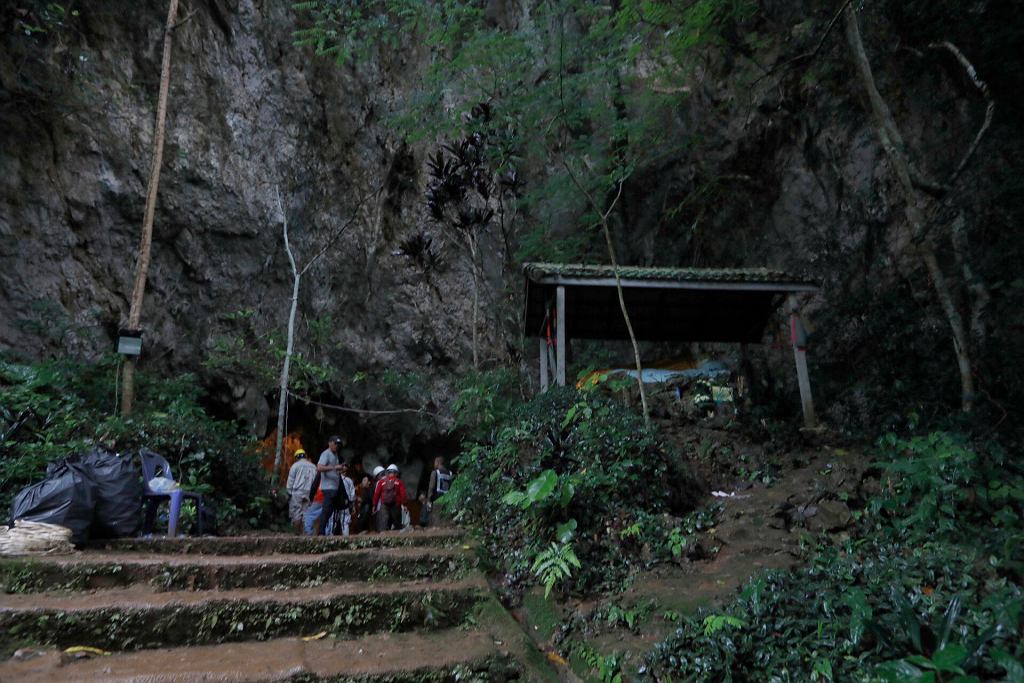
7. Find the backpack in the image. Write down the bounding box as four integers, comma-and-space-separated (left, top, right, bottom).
435, 469, 452, 496
334, 481, 351, 509
381, 478, 398, 505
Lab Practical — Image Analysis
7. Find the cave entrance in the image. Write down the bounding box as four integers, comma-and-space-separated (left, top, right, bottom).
258, 395, 459, 500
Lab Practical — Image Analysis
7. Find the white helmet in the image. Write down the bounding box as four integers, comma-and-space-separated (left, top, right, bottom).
372, 465, 385, 477
386, 464, 399, 473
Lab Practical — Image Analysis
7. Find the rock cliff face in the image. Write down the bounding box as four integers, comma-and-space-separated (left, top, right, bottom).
0, 1, 491, 443
1, 1, 1020, 443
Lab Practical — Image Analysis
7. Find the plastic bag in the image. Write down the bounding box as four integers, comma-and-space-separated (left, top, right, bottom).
148, 476, 178, 493
72, 450, 142, 539
10, 463, 95, 545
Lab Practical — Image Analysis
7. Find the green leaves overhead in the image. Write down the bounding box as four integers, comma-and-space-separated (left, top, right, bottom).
293, 0, 755, 261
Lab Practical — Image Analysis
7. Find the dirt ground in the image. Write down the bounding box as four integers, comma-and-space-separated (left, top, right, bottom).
520, 436, 872, 679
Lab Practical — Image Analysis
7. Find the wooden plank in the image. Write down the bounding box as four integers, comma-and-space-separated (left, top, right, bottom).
539, 337, 549, 392
788, 296, 817, 428
530, 276, 819, 293
556, 286, 566, 387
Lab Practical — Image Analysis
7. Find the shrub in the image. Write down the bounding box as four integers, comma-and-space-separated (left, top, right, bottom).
641, 432, 1024, 681
442, 385, 700, 596
0, 357, 270, 530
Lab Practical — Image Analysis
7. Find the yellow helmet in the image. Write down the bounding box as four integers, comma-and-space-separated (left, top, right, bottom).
294, 448, 307, 459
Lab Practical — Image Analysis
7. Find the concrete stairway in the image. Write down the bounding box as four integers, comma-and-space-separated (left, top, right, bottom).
0, 529, 550, 682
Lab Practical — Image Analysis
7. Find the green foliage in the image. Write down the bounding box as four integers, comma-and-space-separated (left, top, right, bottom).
641, 431, 1024, 681
532, 541, 582, 599
442, 386, 696, 595
573, 642, 624, 683
294, 0, 756, 264
870, 433, 1024, 569
602, 600, 652, 632
0, 357, 269, 530
9, 1, 80, 38
203, 308, 336, 394
501, 469, 559, 509
702, 613, 745, 636
450, 367, 522, 441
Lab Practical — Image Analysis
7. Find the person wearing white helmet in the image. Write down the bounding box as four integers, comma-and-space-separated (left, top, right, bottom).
285, 448, 316, 533
373, 464, 407, 531
362, 465, 385, 533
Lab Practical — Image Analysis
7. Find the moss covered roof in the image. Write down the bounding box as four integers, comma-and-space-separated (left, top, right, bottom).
523, 262, 817, 287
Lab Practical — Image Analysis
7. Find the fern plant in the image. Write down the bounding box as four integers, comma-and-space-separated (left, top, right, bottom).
532, 542, 582, 599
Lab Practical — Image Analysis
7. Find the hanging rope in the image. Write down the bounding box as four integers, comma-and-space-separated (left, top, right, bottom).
286, 390, 445, 420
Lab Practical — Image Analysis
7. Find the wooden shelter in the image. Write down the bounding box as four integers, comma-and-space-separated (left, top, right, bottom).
523, 262, 820, 427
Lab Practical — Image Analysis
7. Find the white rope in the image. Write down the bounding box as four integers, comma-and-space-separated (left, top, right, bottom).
0, 520, 74, 556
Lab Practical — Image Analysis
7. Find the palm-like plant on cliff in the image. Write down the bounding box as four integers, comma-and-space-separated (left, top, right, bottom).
425, 103, 520, 368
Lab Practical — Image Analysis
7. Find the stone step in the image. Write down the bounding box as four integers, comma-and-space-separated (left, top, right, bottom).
86, 528, 464, 556
0, 627, 522, 682
0, 576, 488, 655
0, 545, 474, 593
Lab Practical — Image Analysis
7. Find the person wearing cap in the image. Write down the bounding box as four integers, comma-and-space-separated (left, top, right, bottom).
285, 448, 317, 533
316, 435, 345, 536
373, 464, 408, 532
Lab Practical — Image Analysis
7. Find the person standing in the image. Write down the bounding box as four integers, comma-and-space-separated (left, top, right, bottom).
370, 465, 386, 532
372, 464, 407, 532
422, 456, 453, 527
285, 448, 317, 533
304, 482, 324, 535
316, 435, 344, 536
356, 474, 374, 533
337, 461, 357, 536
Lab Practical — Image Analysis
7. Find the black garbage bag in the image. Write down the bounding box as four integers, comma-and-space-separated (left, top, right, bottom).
65, 449, 142, 538
10, 463, 96, 545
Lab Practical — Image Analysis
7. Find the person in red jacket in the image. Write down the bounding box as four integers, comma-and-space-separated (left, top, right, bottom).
373, 464, 407, 531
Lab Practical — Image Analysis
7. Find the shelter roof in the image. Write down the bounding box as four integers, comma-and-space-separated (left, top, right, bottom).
523, 262, 818, 343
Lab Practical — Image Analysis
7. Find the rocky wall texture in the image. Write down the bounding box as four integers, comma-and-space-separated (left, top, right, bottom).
0, 1, 506, 444
1, 1, 1021, 441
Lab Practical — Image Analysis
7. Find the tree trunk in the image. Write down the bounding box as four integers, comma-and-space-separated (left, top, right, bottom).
272, 189, 299, 484
843, 6, 975, 412
121, 0, 180, 416
273, 272, 300, 486
600, 219, 650, 426
469, 237, 480, 369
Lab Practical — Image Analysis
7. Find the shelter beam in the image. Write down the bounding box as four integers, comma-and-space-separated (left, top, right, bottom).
788, 296, 817, 428
556, 286, 566, 387
539, 337, 549, 392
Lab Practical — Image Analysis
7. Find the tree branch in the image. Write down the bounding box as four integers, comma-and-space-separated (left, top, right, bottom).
752, 0, 853, 86
299, 190, 374, 275
928, 41, 995, 184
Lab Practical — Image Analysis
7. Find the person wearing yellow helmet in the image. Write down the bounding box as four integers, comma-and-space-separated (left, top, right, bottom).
285, 448, 317, 533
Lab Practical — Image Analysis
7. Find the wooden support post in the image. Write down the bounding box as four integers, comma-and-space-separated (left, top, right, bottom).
539, 337, 549, 392
556, 286, 566, 387
788, 296, 817, 428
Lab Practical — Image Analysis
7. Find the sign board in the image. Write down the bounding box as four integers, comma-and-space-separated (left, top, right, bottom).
117, 329, 143, 356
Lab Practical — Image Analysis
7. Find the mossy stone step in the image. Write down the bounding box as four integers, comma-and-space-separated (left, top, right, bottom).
0, 577, 487, 656
86, 528, 464, 556
0, 627, 524, 682
0, 546, 474, 593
